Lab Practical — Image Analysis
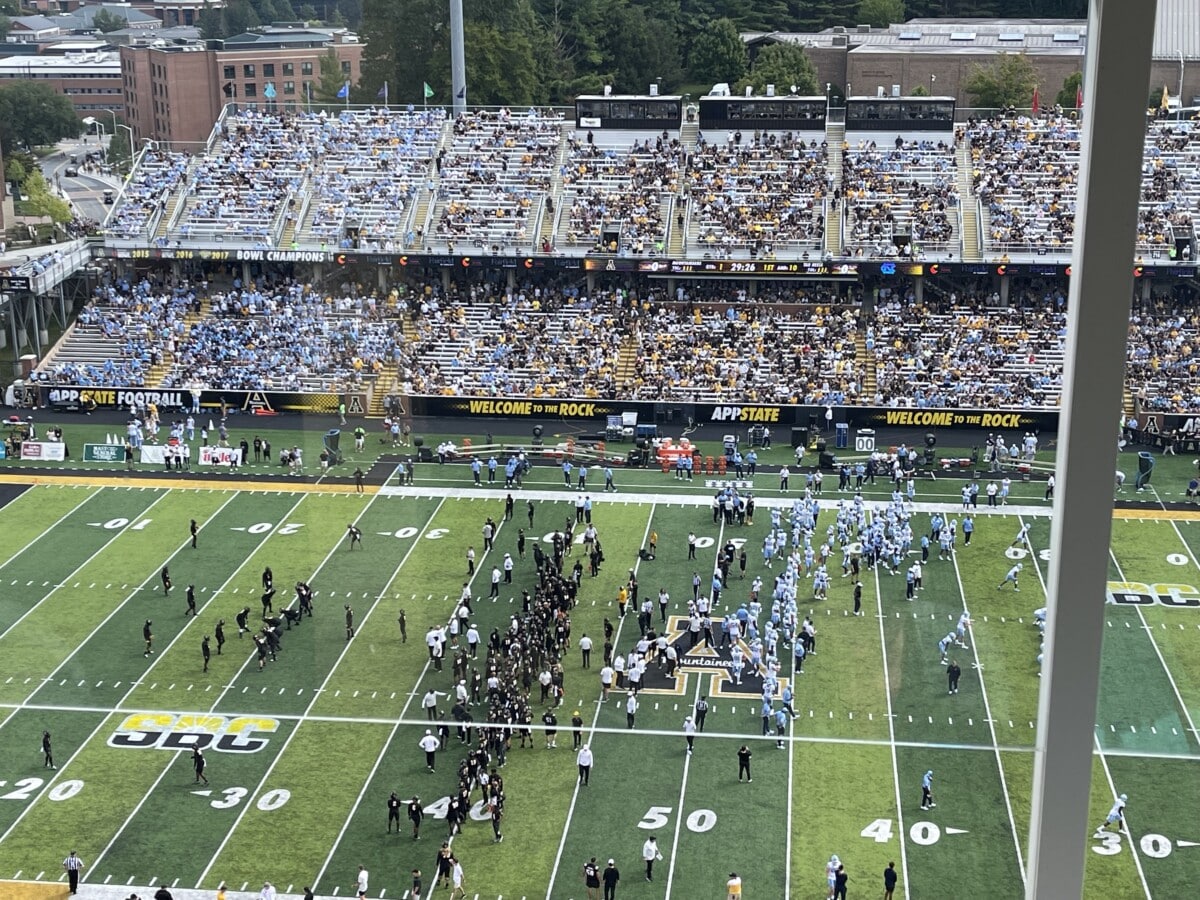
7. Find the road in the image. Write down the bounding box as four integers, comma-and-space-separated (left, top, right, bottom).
39, 136, 123, 224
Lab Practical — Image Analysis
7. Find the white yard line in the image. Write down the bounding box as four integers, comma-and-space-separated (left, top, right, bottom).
193, 495, 446, 888
89, 494, 376, 883
0, 489, 255, 850
1020, 518, 1150, 899
0, 488, 171, 643
949, 537, 1027, 883
1106, 545, 1200, 744
545, 504, 656, 900
871, 519, 912, 900
1093, 732, 1152, 900
0, 484, 101, 570
662, 519, 724, 898
310, 496, 505, 890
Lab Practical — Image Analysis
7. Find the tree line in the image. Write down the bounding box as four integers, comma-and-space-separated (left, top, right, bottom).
357, 0, 1087, 107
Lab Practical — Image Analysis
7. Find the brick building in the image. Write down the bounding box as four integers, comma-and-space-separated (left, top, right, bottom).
745, 1, 1200, 112
0, 50, 124, 118
119, 28, 363, 146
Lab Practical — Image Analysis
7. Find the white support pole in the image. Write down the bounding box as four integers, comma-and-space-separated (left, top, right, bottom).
1026, 1, 1159, 898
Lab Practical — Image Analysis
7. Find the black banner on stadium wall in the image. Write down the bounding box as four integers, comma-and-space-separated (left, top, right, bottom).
411, 396, 1058, 431
40, 386, 345, 416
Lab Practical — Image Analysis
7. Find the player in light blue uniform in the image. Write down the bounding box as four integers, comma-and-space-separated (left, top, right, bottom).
1095, 794, 1127, 834
998, 563, 1023, 591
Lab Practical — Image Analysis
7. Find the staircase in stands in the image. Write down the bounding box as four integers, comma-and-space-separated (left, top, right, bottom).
152, 193, 182, 243
856, 331, 876, 402
367, 361, 400, 418
956, 140, 983, 262
825, 120, 845, 257
679, 118, 699, 150
148, 297, 211, 387
539, 123, 573, 248
406, 119, 457, 251
614, 330, 640, 390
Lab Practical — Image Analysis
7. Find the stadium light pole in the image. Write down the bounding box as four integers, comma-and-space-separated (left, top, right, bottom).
450, 0, 466, 114
1025, 1, 1158, 898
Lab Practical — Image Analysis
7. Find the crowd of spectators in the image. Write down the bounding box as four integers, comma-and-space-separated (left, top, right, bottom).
842, 138, 958, 255
432, 109, 562, 249
161, 280, 405, 392
399, 284, 625, 398
36, 268, 1200, 414
104, 150, 191, 240
868, 291, 1066, 408
36, 276, 197, 387
968, 113, 1081, 252
625, 303, 863, 404
175, 110, 315, 242
297, 108, 446, 248
1125, 294, 1200, 413
684, 131, 829, 258
560, 133, 683, 253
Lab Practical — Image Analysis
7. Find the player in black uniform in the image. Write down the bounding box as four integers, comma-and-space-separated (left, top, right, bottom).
261, 587, 276, 616
387, 791, 402, 833
408, 796, 424, 840
42, 730, 54, 769
190, 519, 198, 548
347, 523, 363, 549
160, 566, 172, 595
236, 606, 251, 637
296, 581, 314, 617
201, 635, 211, 672
262, 567, 273, 591
185, 584, 197, 617
345, 604, 355, 640
214, 619, 225, 654
192, 746, 209, 784
143, 619, 154, 656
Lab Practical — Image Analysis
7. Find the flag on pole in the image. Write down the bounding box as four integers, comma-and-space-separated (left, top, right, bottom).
423, 82, 435, 100
1160, 84, 1171, 112
1031, 85, 1040, 116
1076, 84, 1083, 111
337, 82, 350, 99
377, 82, 389, 102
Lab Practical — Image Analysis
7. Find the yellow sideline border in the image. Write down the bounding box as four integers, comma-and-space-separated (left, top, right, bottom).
0, 473, 375, 494
0, 881, 68, 900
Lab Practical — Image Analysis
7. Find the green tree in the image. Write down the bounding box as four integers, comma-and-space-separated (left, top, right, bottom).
21, 169, 71, 222
963, 51, 1038, 109
360, 0, 450, 106
737, 42, 819, 96
910, 84, 929, 96
1056, 70, 1082, 109
464, 22, 544, 105
107, 118, 133, 171
0, 12, 12, 40
315, 49, 347, 102
687, 17, 747, 85
222, 0, 262, 35
298, 3, 317, 21
604, 2, 682, 93
91, 8, 128, 32
197, 1, 226, 38
857, 0, 906, 27
0, 82, 81, 155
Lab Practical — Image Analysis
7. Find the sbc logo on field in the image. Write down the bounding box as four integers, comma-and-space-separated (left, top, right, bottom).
107, 713, 280, 753
1106, 581, 1200, 607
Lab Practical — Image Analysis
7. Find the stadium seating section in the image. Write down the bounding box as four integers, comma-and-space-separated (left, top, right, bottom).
64, 107, 1200, 406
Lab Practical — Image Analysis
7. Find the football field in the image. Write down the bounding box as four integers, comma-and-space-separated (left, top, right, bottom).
0, 468, 1198, 899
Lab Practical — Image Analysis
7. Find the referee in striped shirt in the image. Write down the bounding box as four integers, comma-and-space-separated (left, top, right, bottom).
62, 849, 83, 894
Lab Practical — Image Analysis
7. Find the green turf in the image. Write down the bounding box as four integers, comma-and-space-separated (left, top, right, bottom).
0, 475, 1199, 898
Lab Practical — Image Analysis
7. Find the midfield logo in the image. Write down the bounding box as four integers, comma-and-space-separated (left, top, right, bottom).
637, 615, 790, 699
